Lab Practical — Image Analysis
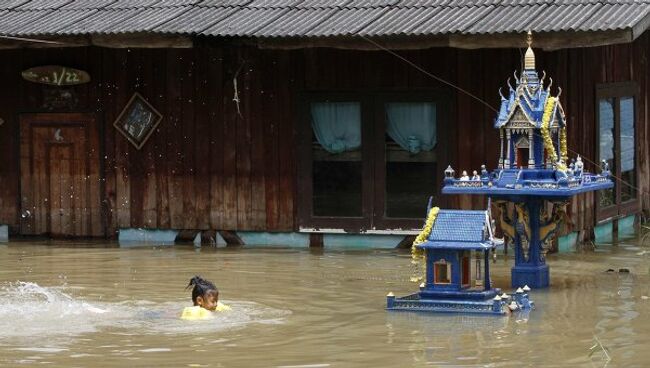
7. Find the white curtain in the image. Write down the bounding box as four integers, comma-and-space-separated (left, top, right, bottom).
599, 99, 615, 163
386, 102, 436, 154
310, 102, 361, 154
620, 97, 635, 172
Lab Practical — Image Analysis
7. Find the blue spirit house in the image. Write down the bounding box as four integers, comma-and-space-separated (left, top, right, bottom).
442, 33, 613, 288
387, 209, 513, 315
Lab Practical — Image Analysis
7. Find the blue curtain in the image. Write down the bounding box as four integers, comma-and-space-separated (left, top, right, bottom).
386, 102, 436, 154
310, 102, 361, 154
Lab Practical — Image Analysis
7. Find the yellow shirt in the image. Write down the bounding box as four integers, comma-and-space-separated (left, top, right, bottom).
181, 302, 231, 320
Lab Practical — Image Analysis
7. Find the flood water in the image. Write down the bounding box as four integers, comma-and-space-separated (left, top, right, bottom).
1, 240, 649, 367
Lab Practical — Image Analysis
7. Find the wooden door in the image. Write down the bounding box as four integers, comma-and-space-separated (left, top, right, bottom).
20, 113, 103, 237
461, 256, 470, 286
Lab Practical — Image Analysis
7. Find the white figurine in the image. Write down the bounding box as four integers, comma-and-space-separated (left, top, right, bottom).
460, 170, 470, 181
574, 155, 584, 176
471, 170, 481, 181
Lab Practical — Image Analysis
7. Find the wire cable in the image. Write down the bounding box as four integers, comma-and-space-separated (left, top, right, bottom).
358, 35, 645, 199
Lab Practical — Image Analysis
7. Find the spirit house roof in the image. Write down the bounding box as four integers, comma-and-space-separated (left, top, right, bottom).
495, 32, 566, 130
418, 210, 494, 250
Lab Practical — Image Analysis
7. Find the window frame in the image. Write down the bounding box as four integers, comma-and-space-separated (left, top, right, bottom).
297, 90, 450, 232
595, 82, 640, 222
373, 91, 450, 230
434, 260, 452, 284
297, 93, 374, 231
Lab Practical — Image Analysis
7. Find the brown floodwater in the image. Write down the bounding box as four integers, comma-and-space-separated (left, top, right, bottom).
0, 239, 649, 367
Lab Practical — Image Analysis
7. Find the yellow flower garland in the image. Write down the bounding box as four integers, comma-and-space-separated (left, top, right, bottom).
540, 96, 567, 171
560, 127, 568, 163
410, 206, 439, 283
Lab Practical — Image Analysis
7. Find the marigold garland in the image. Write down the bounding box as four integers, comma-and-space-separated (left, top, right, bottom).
560, 127, 568, 163
410, 206, 439, 283
541, 96, 567, 171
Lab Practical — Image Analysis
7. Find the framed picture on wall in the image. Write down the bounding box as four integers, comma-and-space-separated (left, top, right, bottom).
113, 92, 162, 150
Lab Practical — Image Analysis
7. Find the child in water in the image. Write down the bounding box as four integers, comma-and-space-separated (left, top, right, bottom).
181, 276, 230, 320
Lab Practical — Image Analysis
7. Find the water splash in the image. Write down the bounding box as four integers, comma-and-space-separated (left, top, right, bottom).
0, 282, 289, 341
0, 282, 112, 339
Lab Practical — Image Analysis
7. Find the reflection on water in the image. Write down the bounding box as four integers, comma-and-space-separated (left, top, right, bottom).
0, 240, 649, 366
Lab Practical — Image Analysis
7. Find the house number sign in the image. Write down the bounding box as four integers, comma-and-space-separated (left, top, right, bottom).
21, 65, 90, 86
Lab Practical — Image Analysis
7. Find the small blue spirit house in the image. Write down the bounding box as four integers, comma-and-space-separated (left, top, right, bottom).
387, 209, 531, 315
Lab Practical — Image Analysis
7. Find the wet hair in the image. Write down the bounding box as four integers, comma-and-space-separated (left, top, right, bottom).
186, 276, 218, 304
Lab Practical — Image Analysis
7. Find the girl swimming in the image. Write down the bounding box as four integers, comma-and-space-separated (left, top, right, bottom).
181, 276, 230, 320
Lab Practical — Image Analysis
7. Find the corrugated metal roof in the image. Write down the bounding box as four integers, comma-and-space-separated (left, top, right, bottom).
198, 0, 254, 6
104, 0, 162, 8
55, 8, 144, 34
59, 0, 118, 10
531, 4, 602, 32
104, 6, 189, 33
302, 7, 388, 36
358, 6, 439, 36
17, 9, 99, 35
251, 7, 338, 36
580, 3, 650, 31
202, 7, 289, 36
295, 0, 352, 8
409, 5, 495, 35
0, 0, 31, 10
15, 0, 71, 10
0, 10, 54, 34
466, 3, 549, 34
0, 0, 648, 41
248, 0, 304, 7
153, 6, 238, 33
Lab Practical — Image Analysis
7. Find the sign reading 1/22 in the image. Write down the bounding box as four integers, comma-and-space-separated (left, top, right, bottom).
21, 65, 90, 86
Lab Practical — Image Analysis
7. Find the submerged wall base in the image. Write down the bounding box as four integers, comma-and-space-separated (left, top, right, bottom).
117, 228, 411, 249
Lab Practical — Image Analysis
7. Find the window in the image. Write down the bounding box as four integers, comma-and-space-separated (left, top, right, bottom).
311, 102, 363, 217
596, 83, 639, 221
434, 260, 451, 284
298, 92, 449, 231
384, 102, 438, 218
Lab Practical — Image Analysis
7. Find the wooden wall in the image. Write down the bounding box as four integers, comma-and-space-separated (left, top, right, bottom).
0, 44, 298, 235
0, 32, 647, 237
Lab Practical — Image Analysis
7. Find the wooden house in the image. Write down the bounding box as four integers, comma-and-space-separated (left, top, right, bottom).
0, 0, 647, 246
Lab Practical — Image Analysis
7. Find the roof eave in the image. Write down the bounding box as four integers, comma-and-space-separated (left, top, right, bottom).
0, 28, 646, 51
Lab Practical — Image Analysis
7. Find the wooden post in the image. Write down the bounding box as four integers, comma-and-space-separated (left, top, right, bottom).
396, 235, 416, 249
309, 233, 324, 248
218, 230, 244, 246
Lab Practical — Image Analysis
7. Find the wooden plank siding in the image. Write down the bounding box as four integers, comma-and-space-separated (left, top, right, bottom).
0, 32, 646, 238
